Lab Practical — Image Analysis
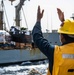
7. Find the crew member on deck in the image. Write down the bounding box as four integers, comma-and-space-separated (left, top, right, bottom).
32, 6, 74, 75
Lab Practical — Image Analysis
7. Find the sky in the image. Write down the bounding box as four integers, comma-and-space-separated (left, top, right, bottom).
0, 0, 74, 32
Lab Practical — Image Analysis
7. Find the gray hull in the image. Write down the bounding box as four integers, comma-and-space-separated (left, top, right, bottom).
0, 48, 47, 64
0, 33, 61, 64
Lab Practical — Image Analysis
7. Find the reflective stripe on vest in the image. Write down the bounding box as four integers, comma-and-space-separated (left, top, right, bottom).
62, 54, 74, 59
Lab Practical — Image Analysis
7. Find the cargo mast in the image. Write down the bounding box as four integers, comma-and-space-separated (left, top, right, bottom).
15, 0, 28, 27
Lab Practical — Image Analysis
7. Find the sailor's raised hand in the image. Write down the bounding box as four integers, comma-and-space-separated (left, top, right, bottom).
57, 8, 65, 22
37, 6, 44, 21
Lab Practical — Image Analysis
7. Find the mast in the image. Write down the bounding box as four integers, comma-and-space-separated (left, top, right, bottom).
0, 0, 3, 30
15, 0, 27, 27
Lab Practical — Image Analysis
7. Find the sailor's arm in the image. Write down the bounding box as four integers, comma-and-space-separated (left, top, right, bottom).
32, 6, 55, 73
32, 6, 55, 58
32, 21, 55, 58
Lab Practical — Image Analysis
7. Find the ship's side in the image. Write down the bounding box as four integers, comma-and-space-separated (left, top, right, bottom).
0, 32, 61, 65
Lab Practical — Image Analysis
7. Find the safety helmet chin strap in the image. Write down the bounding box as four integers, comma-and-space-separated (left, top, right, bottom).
68, 34, 74, 38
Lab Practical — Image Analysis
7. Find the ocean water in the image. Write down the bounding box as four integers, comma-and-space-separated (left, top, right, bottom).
0, 60, 48, 75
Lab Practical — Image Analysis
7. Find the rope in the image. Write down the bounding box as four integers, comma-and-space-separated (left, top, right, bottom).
2, 0, 10, 30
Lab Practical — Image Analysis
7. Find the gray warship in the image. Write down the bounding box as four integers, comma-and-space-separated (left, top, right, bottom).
0, 0, 61, 65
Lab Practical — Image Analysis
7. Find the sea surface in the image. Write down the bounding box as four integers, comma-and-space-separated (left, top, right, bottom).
0, 60, 48, 75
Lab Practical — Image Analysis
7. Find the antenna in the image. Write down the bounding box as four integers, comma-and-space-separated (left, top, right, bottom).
51, 10, 52, 32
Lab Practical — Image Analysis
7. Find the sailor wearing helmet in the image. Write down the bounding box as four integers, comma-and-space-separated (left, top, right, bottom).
32, 6, 74, 75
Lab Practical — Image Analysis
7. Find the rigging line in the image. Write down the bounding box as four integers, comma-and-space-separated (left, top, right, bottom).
21, 7, 28, 29
2, 0, 10, 30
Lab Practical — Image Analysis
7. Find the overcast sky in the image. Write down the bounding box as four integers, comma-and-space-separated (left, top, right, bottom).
0, 0, 74, 32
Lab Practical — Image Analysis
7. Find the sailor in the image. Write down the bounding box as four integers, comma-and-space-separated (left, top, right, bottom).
32, 6, 74, 75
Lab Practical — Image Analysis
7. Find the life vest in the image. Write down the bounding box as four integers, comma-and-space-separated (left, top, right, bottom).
47, 43, 74, 75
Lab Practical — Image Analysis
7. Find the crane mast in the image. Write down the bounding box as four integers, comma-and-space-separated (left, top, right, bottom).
15, 0, 26, 27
